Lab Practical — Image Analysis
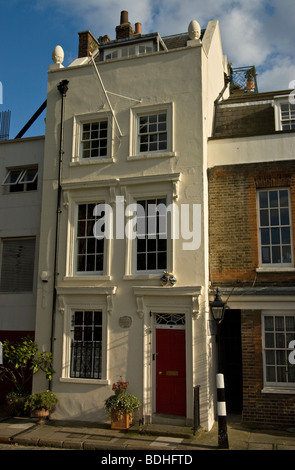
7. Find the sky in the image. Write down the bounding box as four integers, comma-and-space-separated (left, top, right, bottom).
0, 0, 295, 139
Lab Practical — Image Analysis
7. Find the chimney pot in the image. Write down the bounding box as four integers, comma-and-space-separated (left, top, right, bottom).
120, 10, 129, 24
135, 23, 142, 34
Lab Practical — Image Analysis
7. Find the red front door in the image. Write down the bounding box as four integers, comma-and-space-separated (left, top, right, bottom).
156, 328, 186, 416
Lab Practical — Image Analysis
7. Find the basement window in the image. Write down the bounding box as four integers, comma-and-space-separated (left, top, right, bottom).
2, 167, 38, 192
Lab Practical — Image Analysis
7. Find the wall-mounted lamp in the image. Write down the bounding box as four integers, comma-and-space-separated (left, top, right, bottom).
210, 289, 227, 323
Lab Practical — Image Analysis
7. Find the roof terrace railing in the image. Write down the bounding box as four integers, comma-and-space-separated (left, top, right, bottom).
229, 65, 258, 94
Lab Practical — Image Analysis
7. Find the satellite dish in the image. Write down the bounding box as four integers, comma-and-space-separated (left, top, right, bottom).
52, 45, 64, 64
188, 20, 201, 40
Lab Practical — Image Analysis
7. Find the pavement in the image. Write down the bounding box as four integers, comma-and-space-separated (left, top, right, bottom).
1, 412, 295, 452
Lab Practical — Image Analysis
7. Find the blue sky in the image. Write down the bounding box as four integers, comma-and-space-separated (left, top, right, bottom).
1, 0, 295, 139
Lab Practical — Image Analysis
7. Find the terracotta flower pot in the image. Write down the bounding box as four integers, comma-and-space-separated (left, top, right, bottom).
32, 408, 50, 424
111, 409, 132, 430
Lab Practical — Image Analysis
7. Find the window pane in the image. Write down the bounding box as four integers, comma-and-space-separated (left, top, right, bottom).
262, 246, 270, 263
264, 316, 274, 331
260, 209, 269, 226
259, 191, 268, 208
261, 228, 270, 245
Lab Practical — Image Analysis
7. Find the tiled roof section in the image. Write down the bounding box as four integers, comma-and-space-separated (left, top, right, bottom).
162, 29, 206, 50
213, 90, 290, 139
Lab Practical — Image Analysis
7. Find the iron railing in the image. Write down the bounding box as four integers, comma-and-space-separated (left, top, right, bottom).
229, 65, 258, 95
70, 341, 102, 379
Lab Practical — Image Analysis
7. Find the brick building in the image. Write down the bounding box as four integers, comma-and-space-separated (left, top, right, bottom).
208, 90, 295, 427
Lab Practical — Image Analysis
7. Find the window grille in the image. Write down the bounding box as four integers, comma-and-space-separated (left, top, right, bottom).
70, 310, 102, 379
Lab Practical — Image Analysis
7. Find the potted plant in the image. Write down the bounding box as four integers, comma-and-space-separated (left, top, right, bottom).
24, 390, 58, 423
105, 378, 141, 430
0, 336, 55, 416
245, 66, 257, 92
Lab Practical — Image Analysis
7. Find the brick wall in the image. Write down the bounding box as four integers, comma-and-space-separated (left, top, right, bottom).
241, 310, 295, 428
208, 160, 295, 287
78, 31, 99, 58
214, 103, 275, 138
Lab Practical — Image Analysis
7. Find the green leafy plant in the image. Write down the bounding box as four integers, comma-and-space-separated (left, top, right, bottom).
0, 336, 55, 395
245, 66, 257, 81
24, 390, 58, 412
105, 378, 141, 419
6, 391, 29, 416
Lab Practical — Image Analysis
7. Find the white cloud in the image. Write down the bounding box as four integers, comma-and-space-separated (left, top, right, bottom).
33, 0, 295, 92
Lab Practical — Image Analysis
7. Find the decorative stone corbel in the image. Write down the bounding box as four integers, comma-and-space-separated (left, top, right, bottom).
58, 295, 65, 314
109, 186, 117, 206
136, 296, 145, 319
120, 185, 127, 204
107, 294, 114, 315
192, 296, 200, 318
63, 191, 70, 209
172, 179, 179, 200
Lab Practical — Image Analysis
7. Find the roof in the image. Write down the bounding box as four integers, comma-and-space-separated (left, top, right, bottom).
213, 90, 293, 139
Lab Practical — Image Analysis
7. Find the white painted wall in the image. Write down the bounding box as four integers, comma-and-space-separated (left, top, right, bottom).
0, 137, 44, 332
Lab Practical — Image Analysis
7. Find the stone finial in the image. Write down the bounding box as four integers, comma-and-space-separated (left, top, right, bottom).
188, 20, 201, 40
52, 45, 64, 64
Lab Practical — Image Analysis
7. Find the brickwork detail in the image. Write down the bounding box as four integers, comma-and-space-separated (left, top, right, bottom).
208, 160, 295, 286
78, 31, 99, 58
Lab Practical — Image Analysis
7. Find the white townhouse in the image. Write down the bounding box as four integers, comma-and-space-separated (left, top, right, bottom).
33, 11, 229, 430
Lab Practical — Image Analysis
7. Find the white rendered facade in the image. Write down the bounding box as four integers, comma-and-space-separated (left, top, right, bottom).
33, 17, 228, 430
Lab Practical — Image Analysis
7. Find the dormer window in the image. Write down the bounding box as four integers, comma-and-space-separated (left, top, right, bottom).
274, 96, 295, 131
104, 42, 154, 61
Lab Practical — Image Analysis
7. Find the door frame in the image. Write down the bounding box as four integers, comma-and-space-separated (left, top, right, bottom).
155, 316, 186, 415
150, 306, 193, 420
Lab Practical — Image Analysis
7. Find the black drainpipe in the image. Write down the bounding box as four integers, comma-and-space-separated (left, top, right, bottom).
49, 79, 69, 390
212, 73, 231, 137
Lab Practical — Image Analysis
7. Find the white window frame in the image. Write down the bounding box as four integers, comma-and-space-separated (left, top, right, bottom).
70, 309, 103, 379
104, 42, 154, 61
274, 97, 295, 131
257, 188, 293, 268
262, 311, 295, 391
2, 167, 38, 192
122, 175, 179, 279
134, 197, 168, 273
59, 297, 109, 385
71, 112, 114, 164
129, 103, 175, 160
64, 188, 112, 281
75, 202, 104, 275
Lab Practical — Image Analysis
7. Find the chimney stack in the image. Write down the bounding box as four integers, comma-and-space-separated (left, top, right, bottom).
116, 10, 134, 40
78, 30, 99, 58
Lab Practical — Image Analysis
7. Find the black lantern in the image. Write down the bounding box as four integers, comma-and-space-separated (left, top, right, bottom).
210, 289, 226, 323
